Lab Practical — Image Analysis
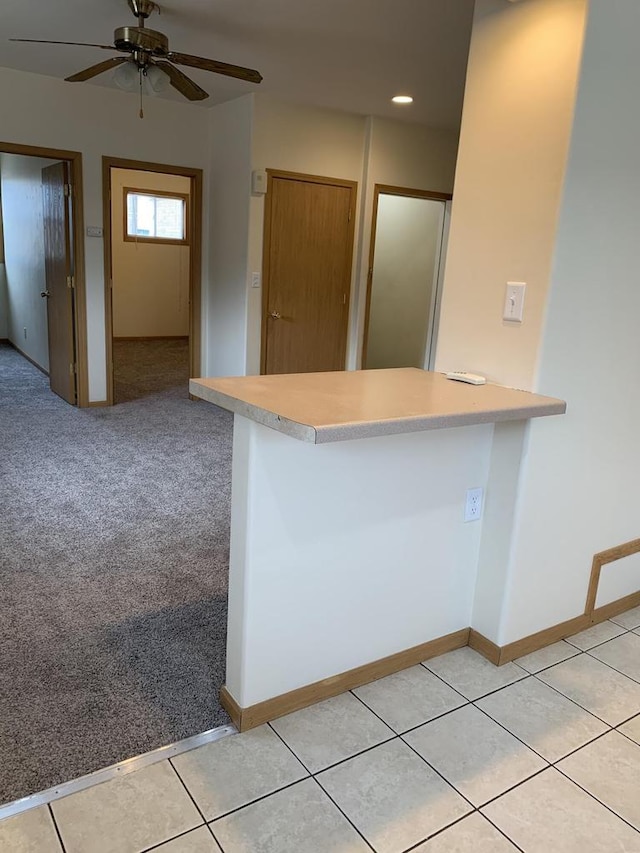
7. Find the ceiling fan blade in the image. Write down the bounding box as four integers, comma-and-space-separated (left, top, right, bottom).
168, 52, 262, 84
10, 38, 116, 50
155, 61, 209, 101
65, 56, 129, 82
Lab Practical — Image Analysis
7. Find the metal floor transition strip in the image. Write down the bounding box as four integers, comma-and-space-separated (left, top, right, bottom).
0, 724, 237, 822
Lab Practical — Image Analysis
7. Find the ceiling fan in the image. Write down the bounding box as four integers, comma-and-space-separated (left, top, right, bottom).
10, 0, 263, 106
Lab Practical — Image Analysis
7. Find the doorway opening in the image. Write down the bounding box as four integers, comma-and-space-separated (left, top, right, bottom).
261, 169, 357, 375
0, 142, 87, 405
362, 184, 451, 370
102, 157, 203, 405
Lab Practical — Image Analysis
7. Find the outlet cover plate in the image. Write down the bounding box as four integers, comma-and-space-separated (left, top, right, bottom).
465, 487, 484, 522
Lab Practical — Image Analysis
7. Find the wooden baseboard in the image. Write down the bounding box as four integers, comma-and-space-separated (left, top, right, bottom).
7, 340, 49, 376
472, 595, 639, 667
223, 539, 640, 730
585, 538, 640, 614
591, 589, 640, 624
222, 628, 470, 732
113, 336, 189, 341
220, 686, 243, 730
497, 614, 591, 664
468, 629, 501, 665
87, 400, 109, 408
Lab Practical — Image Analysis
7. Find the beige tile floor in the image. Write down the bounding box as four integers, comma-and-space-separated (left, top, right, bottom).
3, 616, 640, 853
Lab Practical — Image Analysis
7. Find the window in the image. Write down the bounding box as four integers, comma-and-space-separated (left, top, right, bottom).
124, 188, 188, 243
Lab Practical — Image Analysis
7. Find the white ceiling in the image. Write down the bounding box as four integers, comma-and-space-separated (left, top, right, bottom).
0, 0, 475, 129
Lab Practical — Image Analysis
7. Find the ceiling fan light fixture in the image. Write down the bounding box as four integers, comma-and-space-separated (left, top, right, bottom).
392, 94, 413, 104
113, 59, 140, 92
145, 63, 170, 94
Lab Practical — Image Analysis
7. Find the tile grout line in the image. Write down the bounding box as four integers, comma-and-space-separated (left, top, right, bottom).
475, 812, 528, 853
514, 645, 582, 676
140, 824, 217, 853
472, 765, 550, 812
352, 658, 633, 843
584, 650, 640, 688
420, 659, 530, 704
205, 823, 225, 853
347, 690, 479, 816
265, 720, 375, 851
268, 717, 397, 777
552, 762, 640, 837
529, 668, 625, 729
347, 687, 535, 850
47, 804, 67, 853
397, 811, 481, 853
564, 623, 630, 653
615, 723, 640, 747
205, 776, 312, 826
350, 686, 471, 738
309, 776, 377, 853
167, 760, 208, 825
472, 691, 610, 768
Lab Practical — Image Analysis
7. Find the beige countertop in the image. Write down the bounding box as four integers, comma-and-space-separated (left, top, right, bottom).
189, 368, 566, 444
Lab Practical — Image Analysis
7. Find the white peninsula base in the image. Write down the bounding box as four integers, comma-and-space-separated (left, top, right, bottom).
190, 369, 565, 729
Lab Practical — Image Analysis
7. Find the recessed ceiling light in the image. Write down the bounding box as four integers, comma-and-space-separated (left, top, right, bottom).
392, 95, 413, 105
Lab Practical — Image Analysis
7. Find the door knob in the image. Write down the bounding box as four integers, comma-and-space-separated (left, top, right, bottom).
269, 310, 281, 320
40, 290, 50, 298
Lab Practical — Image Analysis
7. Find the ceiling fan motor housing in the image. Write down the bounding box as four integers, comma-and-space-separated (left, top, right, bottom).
114, 26, 169, 55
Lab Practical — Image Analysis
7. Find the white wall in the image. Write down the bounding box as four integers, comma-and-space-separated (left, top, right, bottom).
206, 95, 253, 377
366, 194, 444, 369
238, 96, 459, 377
110, 168, 190, 338
227, 416, 493, 706
0, 183, 7, 339
435, 0, 587, 390
0, 66, 211, 400
0, 266, 8, 340
0, 153, 59, 370
498, 0, 640, 642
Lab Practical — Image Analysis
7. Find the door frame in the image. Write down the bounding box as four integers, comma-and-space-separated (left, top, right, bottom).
102, 156, 203, 406
0, 141, 88, 406
260, 169, 358, 375
361, 184, 452, 369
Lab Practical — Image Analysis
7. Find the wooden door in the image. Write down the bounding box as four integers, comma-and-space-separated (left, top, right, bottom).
262, 172, 356, 374
42, 162, 76, 404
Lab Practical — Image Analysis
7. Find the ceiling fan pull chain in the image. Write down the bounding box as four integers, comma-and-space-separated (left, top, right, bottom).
139, 67, 144, 118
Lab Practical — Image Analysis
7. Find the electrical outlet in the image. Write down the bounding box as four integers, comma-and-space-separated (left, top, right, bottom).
464, 487, 484, 522
23, 327, 27, 340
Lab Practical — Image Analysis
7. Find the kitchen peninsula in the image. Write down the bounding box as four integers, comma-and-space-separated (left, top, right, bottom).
190, 368, 565, 730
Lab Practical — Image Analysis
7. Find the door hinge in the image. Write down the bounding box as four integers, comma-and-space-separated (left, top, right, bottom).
69, 362, 77, 376
66, 275, 75, 289
348, 208, 352, 222
64, 183, 73, 198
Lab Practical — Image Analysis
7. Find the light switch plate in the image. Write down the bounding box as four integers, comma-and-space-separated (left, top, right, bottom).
504, 281, 526, 323
86, 226, 103, 238
251, 272, 261, 289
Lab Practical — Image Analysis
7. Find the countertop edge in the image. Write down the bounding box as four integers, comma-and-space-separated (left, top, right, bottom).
190, 378, 566, 444
189, 380, 317, 442
313, 401, 567, 443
